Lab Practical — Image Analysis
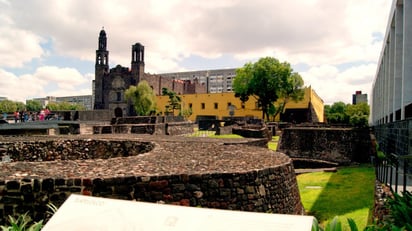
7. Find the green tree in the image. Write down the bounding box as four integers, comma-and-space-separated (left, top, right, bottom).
161, 87, 181, 115
0, 100, 17, 113
26, 100, 43, 112
179, 107, 192, 120
346, 102, 369, 127
46, 102, 60, 111
233, 57, 304, 120
15, 101, 26, 111
46, 101, 86, 111
325, 102, 370, 127
125, 80, 157, 116
325, 101, 348, 124
269, 72, 305, 121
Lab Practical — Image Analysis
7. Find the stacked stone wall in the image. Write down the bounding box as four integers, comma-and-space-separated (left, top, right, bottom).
0, 164, 302, 223
94, 119, 192, 136
232, 126, 271, 141
278, 127, 372, 164
166, 122, 193, 135
0, 140, 154, 161
0, 136, 303, 223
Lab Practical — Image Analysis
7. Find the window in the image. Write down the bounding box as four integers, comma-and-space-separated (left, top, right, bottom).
189, 103, 193, 109
241, 102, 245, 109
214, 103, 218, 109
227, 102, 232, 107
117, 92, 121, 101
201, 103, 205, 109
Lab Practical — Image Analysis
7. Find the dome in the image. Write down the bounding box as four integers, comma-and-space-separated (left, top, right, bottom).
99, 28, 106, 37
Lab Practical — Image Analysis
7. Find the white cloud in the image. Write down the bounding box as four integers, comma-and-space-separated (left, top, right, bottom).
302, 63, 376, 105
0, 67, 92, 102
0, 0, 393, 105
34, 66, 88, 89
0, 27, 44, 68
0, 69, 44, 102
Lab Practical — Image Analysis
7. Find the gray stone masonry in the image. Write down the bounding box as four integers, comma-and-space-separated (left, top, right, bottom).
278, 127, 372, 165
0, 135, 304, 223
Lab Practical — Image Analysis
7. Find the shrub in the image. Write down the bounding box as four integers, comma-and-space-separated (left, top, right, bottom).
0, 213, 43, 231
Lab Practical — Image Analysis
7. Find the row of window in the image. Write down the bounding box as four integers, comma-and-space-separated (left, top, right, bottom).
188, 102, 247, 110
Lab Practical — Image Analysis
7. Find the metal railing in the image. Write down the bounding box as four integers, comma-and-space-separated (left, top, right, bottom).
375, 153, 412, 193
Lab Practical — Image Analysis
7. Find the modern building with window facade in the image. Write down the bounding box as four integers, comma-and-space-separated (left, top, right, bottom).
31, 95, 93, 110
352, 91, 368, 105
159, 69, 237, 93
371, 0, 412, 125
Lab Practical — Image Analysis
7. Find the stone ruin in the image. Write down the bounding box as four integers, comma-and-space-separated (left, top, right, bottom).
0, 135, 304, 223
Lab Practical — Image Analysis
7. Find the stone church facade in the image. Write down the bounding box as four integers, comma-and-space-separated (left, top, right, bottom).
93, 29, 206, 117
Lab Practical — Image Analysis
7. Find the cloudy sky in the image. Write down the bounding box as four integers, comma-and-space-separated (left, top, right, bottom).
0, 0, 392, 105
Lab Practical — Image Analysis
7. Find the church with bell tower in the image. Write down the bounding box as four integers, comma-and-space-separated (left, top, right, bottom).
93, 28, 206, 117
93, 28, 148, 117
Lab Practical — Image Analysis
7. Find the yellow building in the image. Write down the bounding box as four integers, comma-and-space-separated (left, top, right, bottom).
156, 86, 324, 123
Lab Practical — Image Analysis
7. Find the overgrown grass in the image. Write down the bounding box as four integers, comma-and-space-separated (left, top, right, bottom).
188, 130, 216, 137
268, 136, 279, 151
209, 134, 243, 138
297, 165, 375, 230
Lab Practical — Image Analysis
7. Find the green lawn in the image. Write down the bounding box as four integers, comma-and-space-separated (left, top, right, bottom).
268, 136, 279, 150
297, 165, 375, 230
189, 132, 374, 229
209, 134, 243, 138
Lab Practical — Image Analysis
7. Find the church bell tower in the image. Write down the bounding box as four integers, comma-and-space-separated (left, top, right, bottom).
94, 28, 109, 109
131, 43, 145, 85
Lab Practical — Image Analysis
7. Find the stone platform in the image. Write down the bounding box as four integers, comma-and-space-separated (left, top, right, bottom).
0, 135, 303, 223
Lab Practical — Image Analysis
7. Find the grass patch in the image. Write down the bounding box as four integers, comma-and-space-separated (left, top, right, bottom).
188, 130, 215, 137
297, 165, 375, 230
209, 134, 243, 138
268, 136, 279, 151
188, 130, 243, 138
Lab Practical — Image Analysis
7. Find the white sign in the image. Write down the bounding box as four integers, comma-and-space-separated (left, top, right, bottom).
42, 194, 313, 231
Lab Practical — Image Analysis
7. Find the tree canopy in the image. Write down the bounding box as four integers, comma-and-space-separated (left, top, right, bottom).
0, 99, 86, 114
125, 80, 157, 116
233, 57, 304, 120
162, 87, 181, 115
0, 100, 18, 113
325, 102, 370, 127
26, 100, 43, 112
46, 101, 86, 111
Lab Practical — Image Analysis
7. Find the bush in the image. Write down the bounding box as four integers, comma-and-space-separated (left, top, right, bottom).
0, 213, 43, 231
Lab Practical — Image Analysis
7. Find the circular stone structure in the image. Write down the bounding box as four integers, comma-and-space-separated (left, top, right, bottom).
0, 134, 303, 223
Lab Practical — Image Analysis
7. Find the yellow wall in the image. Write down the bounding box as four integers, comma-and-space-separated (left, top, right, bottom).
308, 86, 325, 122
156, 87, 324, 122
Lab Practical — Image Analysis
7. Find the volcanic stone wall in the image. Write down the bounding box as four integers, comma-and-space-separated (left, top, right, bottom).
278, 127, 372, 164
0, 136, 303, 223
0, 165, 302, 223
0, 139, 154, 161
92, 116, 193, 135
